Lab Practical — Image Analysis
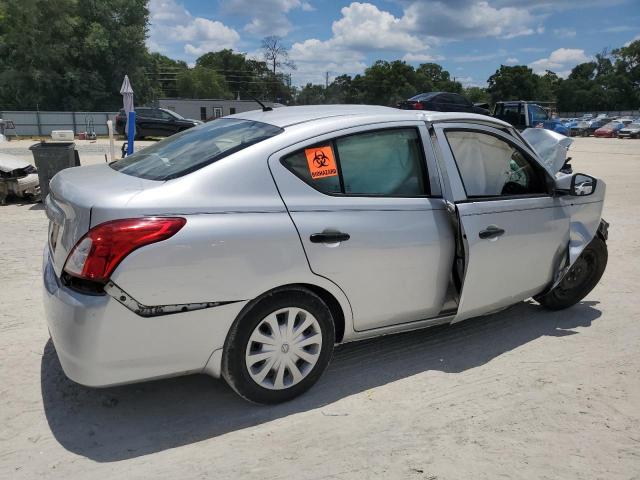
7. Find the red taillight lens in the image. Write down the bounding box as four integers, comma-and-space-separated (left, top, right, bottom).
411, 102, 424, 110
63, 217, 186, 283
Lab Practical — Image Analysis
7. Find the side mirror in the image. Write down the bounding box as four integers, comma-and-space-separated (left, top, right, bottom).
570, 173, 597, 196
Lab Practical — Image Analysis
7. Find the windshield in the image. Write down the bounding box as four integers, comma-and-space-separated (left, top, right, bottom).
409, 92, 439, 101
602, 122, 620, 129
626, 122, 640, 128
110, 118, 283, 180
162, 109, 183, 119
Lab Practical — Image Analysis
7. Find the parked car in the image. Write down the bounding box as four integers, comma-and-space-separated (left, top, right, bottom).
492, 101, 569, 135
594, 121, 626, 138
43, 105, 608, 404
398, 92, 490, 115
571, 117, 612, 137
0, 153, 39, 204
115, 107, 202, 139
617, 121, 640, 138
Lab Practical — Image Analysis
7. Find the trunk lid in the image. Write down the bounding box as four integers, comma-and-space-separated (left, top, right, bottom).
45, 164, 161, 276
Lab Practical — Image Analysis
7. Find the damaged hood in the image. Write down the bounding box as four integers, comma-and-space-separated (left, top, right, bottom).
0, 153, 32, 173
521, 128, 572, 175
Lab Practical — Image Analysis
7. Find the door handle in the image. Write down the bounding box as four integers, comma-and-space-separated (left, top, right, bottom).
310, 231, 350, 244
479, 226, 505, 239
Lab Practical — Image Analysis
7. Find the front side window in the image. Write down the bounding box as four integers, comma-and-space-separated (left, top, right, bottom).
529, 105, 548, 123
111, 118, 283, 180
445, 130, 548, 198
281, 128, 428, 197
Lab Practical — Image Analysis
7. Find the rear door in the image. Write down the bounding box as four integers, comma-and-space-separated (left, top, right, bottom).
432, 123, 570, 322
269, 122, 455, 331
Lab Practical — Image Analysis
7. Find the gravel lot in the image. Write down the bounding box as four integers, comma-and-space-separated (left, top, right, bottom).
1, 137, 639, 479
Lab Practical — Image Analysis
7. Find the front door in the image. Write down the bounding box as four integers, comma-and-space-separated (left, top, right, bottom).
432, 123, 570, 322
269, 123, 455, 331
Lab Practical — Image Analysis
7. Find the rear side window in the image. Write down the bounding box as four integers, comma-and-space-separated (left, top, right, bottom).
281, 128, 428, 196
111, 118, 283, 180
445, 130, 548, 198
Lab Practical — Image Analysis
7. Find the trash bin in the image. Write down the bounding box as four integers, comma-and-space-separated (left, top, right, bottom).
29, 142, 80, 199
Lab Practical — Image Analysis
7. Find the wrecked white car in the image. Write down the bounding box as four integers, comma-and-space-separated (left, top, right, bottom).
0, 153, 40, 204
43, 106, 608, 403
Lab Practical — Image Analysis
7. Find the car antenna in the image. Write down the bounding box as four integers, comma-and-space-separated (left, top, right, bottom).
253, 97, 272, 112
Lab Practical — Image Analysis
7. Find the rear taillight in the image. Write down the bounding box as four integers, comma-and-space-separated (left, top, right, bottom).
63, 217, 186, 283
411, 102, 424, 110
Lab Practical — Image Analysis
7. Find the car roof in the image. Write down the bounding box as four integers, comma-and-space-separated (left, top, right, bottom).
231, 104, 510, 129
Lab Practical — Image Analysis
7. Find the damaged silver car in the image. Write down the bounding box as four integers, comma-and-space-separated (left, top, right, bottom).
42, 106, 608, 404
0, 153, 40, 204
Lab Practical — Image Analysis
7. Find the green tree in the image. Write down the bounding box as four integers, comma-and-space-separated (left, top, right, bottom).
463, 86, 490, 104
0, 0, 151, 110
415, 63, 462, 93
487, 65, 541, 103
176, 66, 231, 99
296, 83, 326, 104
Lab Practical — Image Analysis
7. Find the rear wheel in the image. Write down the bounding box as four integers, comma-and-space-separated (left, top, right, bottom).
222, 288, 335, 404
536, 237, 607, 310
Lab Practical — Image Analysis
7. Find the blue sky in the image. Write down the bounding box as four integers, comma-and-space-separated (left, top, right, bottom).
148, 0, 640, 87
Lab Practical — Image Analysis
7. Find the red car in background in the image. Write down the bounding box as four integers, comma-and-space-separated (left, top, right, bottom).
594, 120, 631, 138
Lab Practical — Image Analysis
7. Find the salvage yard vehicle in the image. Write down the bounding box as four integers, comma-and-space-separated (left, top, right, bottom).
493, 101, 569, 136
0, 153, 39, 204
571, 117, 611, 137
618, 121, 640, 139
594, 120, 627, 138
115, 107, 202, 139
43, 105, 608, 404
398, 92, 490, 115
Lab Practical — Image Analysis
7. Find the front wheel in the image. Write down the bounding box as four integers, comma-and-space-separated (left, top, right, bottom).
222, 288, 335, 404
535, 236, 608, 310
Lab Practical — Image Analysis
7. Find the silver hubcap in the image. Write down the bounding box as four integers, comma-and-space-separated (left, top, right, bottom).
245, 307, 323, 390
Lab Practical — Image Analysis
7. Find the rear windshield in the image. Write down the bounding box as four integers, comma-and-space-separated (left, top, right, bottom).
110, 118, 283, 180
409, 92, 439, 101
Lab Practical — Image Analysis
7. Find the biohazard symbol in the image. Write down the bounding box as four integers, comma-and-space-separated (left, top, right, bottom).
313, 150, 330, 168
305, 146, 338, 179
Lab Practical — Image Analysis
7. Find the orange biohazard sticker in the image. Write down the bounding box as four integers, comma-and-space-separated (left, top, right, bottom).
305, 146, 338, 180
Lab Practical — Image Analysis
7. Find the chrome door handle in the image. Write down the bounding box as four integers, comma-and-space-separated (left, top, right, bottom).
310, 232, 350, 243
479, 226, 505, 239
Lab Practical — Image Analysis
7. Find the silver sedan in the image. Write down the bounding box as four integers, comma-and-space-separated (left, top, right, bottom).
43, 105, 608, 403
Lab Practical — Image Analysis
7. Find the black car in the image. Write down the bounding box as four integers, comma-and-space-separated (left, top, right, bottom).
115, 107, 202, 139
398, 92, 490, 115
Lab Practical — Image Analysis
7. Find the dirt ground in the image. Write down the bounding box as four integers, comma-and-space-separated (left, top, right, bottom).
1, 137, 639, 479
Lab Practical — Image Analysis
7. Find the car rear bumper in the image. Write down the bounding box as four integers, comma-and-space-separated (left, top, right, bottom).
42, 247, 246, 386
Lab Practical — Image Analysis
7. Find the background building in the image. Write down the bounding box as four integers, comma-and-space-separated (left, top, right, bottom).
157, 99, 283, 121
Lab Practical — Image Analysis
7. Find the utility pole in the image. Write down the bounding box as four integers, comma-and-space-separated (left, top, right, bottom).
325, 71, 329, 89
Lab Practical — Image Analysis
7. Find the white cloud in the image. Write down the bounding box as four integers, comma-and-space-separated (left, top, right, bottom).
224, 0, 308, 36
402, 1, 543, 40
301, 1, 315, 11
505, 57, 519, 64
602, 25, 634, 33
529, 48, 590, 77
287, 2, 439, 85
331, 2, 425, 51
402, 52, 445, 63
553, 28, 576, 38
148, 0, 240, 58
454, 49, 507, 62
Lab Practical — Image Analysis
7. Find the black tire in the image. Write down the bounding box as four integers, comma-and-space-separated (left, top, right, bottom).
222, 287, 335, 404
536, 237, 607, 310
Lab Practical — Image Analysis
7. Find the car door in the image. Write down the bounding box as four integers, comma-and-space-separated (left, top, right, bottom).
135, 108, 156, 136
432, 123, 570, 322
269, 123, 456, 331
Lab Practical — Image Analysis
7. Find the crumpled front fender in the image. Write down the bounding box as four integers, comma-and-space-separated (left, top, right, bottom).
549, 179, 607, 290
